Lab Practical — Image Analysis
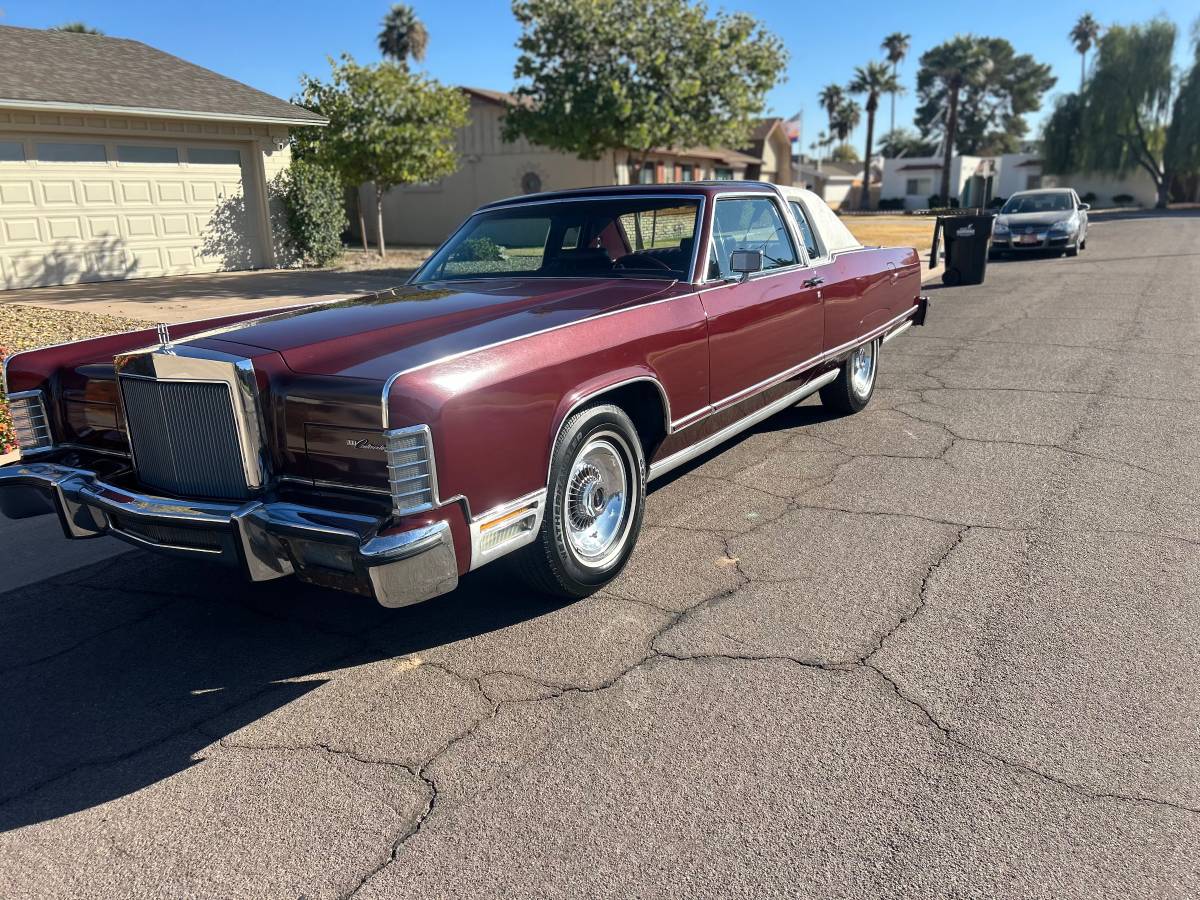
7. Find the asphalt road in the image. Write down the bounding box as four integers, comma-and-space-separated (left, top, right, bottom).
2, 213, 1198, 898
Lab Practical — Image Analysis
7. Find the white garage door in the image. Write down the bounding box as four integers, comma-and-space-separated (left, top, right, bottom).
0, 135, 259, 289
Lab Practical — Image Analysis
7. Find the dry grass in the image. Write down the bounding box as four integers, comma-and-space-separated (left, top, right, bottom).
842, 215, 937, 255
329, 246, 434, 277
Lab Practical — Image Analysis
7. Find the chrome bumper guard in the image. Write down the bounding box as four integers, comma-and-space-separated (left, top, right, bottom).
0, 461, 458, 608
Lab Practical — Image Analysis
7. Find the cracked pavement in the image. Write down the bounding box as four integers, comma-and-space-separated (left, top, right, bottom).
1, 213, 1198, 898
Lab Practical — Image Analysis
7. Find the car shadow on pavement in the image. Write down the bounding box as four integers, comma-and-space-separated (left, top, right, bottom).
0, 550, 572, 832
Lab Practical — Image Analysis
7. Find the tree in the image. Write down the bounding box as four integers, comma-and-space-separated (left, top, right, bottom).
917, 37, 993, 201
832, 98, 861, 146
831, 143, 859, 163
1043, 19, 1177, 208
504, 0, 787, 179
878, 127, 934, 158
378, 4, 428, 68
1070, 13, 1102, 91
51, 22, 103, 34
818, 83, 845, 159
917, 35, 1054, 190
881, 32, 911, 134
1165, 22, 1200, 196
294, 56, 469, 255
848, 61, 902, 208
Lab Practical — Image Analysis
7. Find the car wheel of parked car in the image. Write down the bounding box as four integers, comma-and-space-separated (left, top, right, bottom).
514, 403, 645, 598
1066, 242, 1079, 257
820, 338, 878, 415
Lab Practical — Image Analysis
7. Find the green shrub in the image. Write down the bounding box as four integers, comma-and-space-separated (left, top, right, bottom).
1082, 191, 1097, 203
280, 159, 348, 266
454, 236, 505, 262
1112, 193, 1134, 205
878, 197, 906, 211
987, 196, 1006, 209
927, 194, 944, 209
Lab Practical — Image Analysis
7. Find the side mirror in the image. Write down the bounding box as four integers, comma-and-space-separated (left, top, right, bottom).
1079, 203, 1090, 211
730, 249, 764, 280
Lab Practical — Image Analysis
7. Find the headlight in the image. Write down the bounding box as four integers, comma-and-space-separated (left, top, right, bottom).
1050, 218, 1077, 233
993, 220, 1009, 235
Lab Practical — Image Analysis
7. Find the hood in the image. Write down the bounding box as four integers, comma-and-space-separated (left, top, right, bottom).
183, 277, 677, 381
998, 211, 1076, 228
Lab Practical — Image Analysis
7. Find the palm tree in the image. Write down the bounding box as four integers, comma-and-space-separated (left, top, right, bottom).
881, 32, 911, 134
378, 4, 429, 68
818, 84, 845, 160
833, 99, 860, 145
920, 37, 991, 203
1069, 13, 1101, 91
848, 62, 903, 209
51, 22, 103, 34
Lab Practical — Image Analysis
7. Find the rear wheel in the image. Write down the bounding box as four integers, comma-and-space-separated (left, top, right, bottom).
1066, 241, 1079, 257
514, 403, 645, 598
820, 338, 879, 415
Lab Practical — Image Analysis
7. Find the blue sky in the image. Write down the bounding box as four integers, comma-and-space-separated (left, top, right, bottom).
7, 1, 1197, 152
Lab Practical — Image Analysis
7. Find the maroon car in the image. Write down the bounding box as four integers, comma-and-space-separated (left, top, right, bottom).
1, 182, 927, 605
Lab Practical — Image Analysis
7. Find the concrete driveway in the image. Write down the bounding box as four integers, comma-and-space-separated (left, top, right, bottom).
1, 213, 1197, 898
0, 265, 418, 323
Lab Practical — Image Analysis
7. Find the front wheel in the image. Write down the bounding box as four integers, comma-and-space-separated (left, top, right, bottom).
820, 338, 879, 415
514, 403, 645, 598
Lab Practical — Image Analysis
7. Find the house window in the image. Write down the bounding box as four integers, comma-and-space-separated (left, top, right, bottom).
713, 167, 734, 181
639, 162, 656, 184
1026, 174, 1042, 190
905, 177, 931, 196
188, 147, 241, 165
0, 141, 25, 162
117, 145, 179, 164
37, 142, 107, 163
678, 164, 694, 182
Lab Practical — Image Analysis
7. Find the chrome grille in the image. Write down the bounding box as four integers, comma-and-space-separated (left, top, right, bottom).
386, 426, 436, 515
8, 391, 53, 453
120, 377, 249, 499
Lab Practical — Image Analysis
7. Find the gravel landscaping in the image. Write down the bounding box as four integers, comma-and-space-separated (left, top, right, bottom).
1, 303, 146, 454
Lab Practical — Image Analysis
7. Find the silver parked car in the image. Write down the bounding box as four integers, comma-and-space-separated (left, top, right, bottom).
990, 188, 1089, 258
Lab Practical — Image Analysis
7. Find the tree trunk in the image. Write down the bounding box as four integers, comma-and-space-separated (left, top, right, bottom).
940, 85, 959, 205
861, 104, 875, 210
1080, 52, 1085, 92
358, 209, 369, 253
374, 183, 386, 258
1156, 171, 1170, 209
890, 62, 898, 134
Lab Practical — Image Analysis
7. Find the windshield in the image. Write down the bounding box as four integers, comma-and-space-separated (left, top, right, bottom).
414, 197, 701, 283
1001, 191, 1074, 214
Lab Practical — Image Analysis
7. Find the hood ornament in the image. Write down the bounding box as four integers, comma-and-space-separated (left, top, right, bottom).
156, 323, 174, 352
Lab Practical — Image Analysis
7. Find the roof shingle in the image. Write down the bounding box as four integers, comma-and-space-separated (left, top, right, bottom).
0, 25, 325, 125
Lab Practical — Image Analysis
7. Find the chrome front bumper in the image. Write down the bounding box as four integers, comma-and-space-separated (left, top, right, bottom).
0, 461, 458, 607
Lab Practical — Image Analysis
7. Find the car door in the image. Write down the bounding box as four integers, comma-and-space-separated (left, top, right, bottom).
786, 198, 873, 353
699, 195, 823, 409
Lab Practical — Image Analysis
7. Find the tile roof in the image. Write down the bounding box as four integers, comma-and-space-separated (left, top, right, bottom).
0, 25, 325, 125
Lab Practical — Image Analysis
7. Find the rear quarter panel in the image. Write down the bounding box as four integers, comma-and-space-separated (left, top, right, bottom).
822, 247, 920, 351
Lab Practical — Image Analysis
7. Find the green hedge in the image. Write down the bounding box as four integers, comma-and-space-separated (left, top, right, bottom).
280, 159, 348, 267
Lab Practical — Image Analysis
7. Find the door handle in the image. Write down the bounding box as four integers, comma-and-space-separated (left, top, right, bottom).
803, 276, 825, 288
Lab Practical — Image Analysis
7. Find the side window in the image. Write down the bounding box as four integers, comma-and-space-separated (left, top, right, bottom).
710, 197, 798, 279
788, 201, 821, 259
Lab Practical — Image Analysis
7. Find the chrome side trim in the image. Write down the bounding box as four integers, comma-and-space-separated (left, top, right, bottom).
19, 442, 130, 460
881, 320, 912, 345
649, 368, 840, 482
468, 488, 548, 571
670, 304, 920, 432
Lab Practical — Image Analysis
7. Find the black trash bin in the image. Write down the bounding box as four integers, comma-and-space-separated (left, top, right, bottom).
936, 213, 995, 286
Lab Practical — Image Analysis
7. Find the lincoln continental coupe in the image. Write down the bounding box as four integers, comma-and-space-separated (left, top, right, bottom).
1, 182, 928, 605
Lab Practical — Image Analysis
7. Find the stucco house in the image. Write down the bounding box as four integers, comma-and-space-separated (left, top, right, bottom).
374, 88, 779, 246
740, 117, 794, 187
0, 25, 325, 289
